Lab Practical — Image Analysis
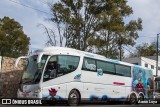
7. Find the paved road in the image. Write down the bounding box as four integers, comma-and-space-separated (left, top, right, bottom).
0, 102, 160, 107
0, 104, 160, 107
1, 99, 160, 107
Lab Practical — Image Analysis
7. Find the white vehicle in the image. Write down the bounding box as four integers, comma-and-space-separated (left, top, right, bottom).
16, 46, 154, 105
155, 77, 160, 102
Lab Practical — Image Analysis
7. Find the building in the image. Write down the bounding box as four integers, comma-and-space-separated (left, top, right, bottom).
122, 56, 160, 77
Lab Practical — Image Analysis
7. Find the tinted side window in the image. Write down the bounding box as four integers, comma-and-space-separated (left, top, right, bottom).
97, 61, 115, 74
57, 55, 80, 76
82, 58, 96, 71
115, 64, 131, 77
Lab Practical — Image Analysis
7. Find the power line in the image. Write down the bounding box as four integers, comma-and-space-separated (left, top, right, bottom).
122, 45, 160, 65
39, 0, 49, 5
126, 45, 135, 52
122, 46, 134, 55
138, 36, 156, 38
8, 0, 52, 15
121, 35, 157, 53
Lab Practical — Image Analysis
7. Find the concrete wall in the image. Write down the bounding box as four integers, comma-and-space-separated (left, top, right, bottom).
0, 56, 2, 96
0, 56, 25, 98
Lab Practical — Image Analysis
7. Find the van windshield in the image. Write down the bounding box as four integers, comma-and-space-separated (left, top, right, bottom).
21, 55, 48, 84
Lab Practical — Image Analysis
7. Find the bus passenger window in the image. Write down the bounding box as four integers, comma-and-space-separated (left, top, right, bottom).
97, 61, 115, 74
115, 65, 131, 77
57, 55, 80, 76
82, 58, 96, 71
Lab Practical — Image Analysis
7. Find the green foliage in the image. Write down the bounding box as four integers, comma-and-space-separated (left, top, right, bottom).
51, 0, 99, 50
131, 42, 157, 57
0, 16, 30, 58
87, 0, 142, 59
50, 0, 142, 59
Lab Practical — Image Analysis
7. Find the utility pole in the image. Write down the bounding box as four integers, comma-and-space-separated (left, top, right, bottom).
156, 33, 160, 77
119, 35, 122, 61
119, 43, 122, 61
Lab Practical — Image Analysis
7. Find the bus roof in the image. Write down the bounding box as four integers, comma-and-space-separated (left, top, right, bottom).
34, 46, 106, 58
33, 46, 151, 69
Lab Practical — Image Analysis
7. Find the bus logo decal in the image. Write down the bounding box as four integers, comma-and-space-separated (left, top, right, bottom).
49, 88, 57, 99
97, 69, 103, 76
74, 74, 81, 80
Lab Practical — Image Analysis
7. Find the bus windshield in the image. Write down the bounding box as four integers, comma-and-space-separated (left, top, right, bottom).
21, 55, 48, 84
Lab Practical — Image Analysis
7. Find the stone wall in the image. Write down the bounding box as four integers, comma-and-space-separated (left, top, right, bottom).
0, 57, 25, 98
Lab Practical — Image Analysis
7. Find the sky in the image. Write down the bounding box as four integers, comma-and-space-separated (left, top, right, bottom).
0, 0, 57, 51
0, 0, 160, 55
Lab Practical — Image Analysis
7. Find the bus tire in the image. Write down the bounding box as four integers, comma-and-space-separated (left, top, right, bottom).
138, 93, 144, 102
68, 90, 80, 106
130, 93, 137, 105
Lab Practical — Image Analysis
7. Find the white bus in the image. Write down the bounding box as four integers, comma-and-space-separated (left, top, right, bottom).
16, 46, 154, 105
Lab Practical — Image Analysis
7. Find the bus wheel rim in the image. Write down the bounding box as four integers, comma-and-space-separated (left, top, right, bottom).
70, 93, 78, 104
130, 95, 136, 104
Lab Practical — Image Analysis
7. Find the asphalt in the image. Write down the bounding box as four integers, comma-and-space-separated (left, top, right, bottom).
0, 102, 160, 107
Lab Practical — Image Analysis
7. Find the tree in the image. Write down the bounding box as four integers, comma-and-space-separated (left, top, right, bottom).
50, 0, 142, 59
87, 0, 142, 59
0, 16, 30, 58
130, 42, 157, 57
37, 24, 57, 46
51, 0, 99, 50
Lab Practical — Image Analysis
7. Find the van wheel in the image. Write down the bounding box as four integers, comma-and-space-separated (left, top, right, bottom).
68, 90, 80, 106
130, 94, 137, 105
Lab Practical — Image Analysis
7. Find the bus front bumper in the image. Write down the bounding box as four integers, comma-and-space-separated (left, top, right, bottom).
17, 89, 42, 99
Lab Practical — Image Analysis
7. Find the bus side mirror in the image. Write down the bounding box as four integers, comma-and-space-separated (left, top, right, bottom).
15, 56, 28, 67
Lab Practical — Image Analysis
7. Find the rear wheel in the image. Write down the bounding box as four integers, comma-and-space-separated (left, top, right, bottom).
138, 94, 144, 102
68, 90, 80, 106
130, 94, 137, 105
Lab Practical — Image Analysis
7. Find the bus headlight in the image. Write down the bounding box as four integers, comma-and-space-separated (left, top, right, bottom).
34, 88, 41, 93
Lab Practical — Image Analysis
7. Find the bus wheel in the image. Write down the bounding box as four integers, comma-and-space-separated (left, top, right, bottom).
138, 93, 144, 102
68, 90, 80, 106
130, 94, 137, 105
